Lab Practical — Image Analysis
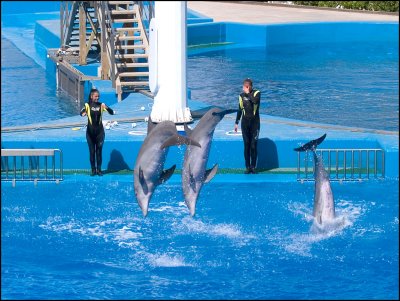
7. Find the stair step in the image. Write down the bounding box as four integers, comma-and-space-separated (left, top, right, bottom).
114, 27, 141, 32
115, 45, 146, 50
111, 9, 136, 15
119, 72, 149, 77
116, 62, 149, 67
115, 35, 143, 41
109, 1, 134, 4
120, 81, 149, 86
112, 18, 138, 23
115, 53, 148, 59
69, 38, 99, 43
74, 18, 97, 23
70, 35, 99, 39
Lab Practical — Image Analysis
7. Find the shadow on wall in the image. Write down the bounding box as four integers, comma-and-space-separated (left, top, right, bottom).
106, 149, 131, 172
257, 138, 279, 170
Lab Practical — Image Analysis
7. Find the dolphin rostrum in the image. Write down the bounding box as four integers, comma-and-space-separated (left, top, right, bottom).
182, 108, 236, 216
134, 117, 201, 217
294, 134, 335, 224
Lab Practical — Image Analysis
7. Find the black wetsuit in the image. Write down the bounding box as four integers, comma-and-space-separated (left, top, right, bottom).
80, 101, 114, 173
235, 89, 261, 170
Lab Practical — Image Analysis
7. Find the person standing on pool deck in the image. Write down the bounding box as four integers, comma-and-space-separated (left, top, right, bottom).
234, 78, 261, 174
80, 88, 115, 176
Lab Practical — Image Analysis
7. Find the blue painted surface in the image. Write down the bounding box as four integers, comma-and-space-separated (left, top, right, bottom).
187, 8, 214, 24
188, 21, 398, 47
1, 1, 60, 14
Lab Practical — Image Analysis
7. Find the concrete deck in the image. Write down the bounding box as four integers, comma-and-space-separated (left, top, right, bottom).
187, 1, 399, 24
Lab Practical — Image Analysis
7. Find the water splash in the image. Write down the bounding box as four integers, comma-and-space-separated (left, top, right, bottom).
147, 253, 193, 268
272, 199, 365, 257
39, 216, 143, 247
175, 216, 256, 242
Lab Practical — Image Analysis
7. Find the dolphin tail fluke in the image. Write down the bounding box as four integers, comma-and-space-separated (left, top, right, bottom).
160, 134, 201, 149
159, 164, 176, 184
212, 109, 237, 118
293, 134, 327, 152
204, 164, 218, 183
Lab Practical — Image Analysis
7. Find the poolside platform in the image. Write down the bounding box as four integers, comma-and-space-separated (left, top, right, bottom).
1, 2, 399, 179
187, 1, 399, 24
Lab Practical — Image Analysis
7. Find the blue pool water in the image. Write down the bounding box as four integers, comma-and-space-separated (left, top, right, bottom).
1, 36, 82, 127
187, 42, 399, 131
2, 177, 398, 299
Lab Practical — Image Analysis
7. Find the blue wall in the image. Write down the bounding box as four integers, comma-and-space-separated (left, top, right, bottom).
2, 137, 394, 177
188, 21, 399, 48
1, 1, 60, 14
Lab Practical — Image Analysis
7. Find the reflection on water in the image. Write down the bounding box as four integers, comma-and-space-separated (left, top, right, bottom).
1, 36, 83, 127
188, 42, 399, 131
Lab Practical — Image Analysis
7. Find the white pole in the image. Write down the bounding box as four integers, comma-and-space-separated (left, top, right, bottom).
149, 1, 192, 123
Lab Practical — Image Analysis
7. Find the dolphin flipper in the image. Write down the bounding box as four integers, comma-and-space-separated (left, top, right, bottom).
294, 134, 327, 152
160, 134, 201, 149
159, 164, 176, 184
211, 109, 237, 117
138, 166, 148, 195
204, 164, 218, 183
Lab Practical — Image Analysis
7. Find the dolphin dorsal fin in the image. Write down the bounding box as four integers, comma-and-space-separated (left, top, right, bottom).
160, 134, 201, 150
184, 123, 193, 137
138, 166, 148, 195
147, 115, 156, 135
159, 164, 176, 184
204, 164, 218, 183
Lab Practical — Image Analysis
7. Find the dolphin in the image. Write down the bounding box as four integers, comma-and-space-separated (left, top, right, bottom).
294, 134, 335, 224
182, 108, 236, 216
134, 117, 201, 217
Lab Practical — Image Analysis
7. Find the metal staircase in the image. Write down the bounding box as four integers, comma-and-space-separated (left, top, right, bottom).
55, 1, 153, 101
108, 1, 150, 100
61, 1, 101, 65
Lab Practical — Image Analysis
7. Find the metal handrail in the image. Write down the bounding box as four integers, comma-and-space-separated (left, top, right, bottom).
1, 149, 63, 185
296, 148, 385, 182
98, 1, 117, 85
136, 1, 154, 42
61, 1, 79, 47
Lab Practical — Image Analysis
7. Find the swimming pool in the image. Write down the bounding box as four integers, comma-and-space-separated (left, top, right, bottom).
2, 177, 398, 299
1, 36, 82, 128
187, 41, 399, 132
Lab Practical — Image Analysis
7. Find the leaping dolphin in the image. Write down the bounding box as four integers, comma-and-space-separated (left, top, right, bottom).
134, 117, 201, 217
294, 134, 335, 224
182, 108, 236, 216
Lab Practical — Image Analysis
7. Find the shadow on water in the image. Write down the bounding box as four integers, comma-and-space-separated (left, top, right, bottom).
257, 138, 279, 171
106, 149, 131, 173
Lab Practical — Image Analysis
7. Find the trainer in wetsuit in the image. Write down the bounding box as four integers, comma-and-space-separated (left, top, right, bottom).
80, 88, 115, 176
234, 78, 261, 174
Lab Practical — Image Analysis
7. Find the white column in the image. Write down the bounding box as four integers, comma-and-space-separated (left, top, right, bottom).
149, 1, 192, 123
